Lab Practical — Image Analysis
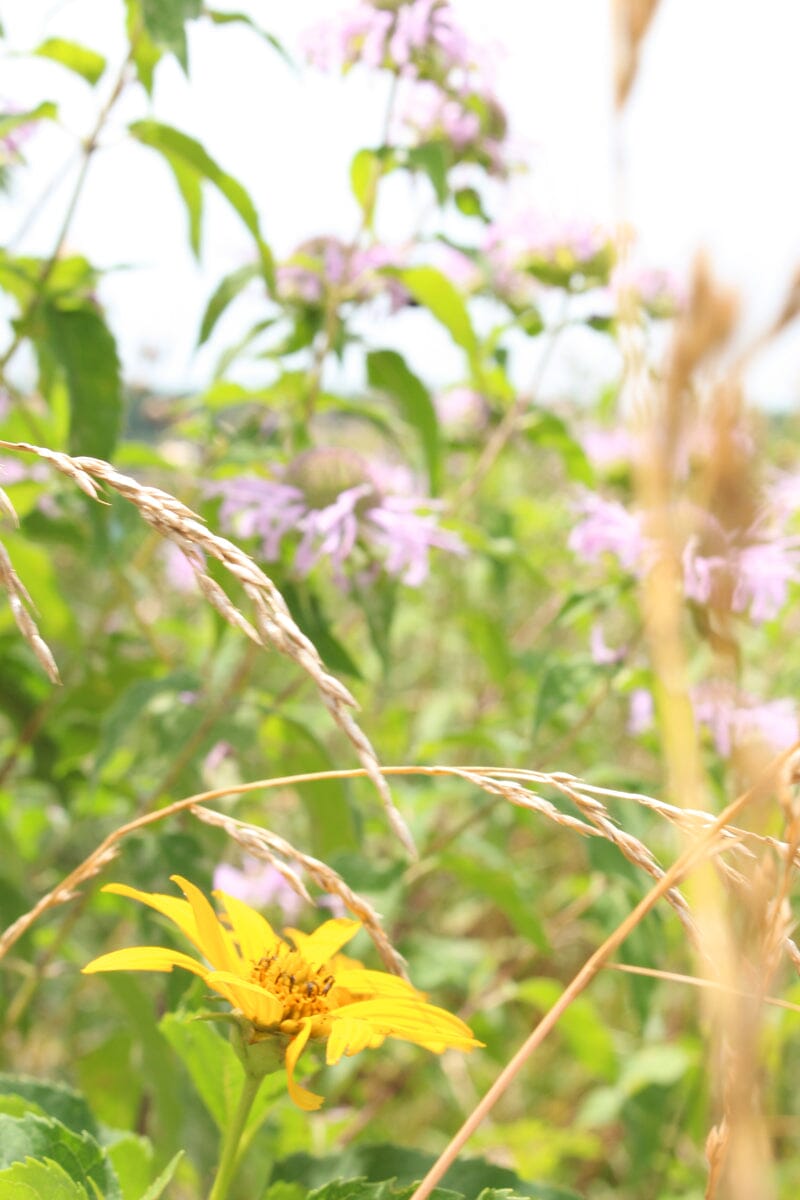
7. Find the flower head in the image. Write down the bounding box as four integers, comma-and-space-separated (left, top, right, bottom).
209, 449, 465, 588
83, 877, 480, 1111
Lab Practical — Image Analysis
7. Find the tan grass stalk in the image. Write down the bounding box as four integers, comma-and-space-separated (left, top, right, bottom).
407, 746, 800, 1200
0, 439, 413, 856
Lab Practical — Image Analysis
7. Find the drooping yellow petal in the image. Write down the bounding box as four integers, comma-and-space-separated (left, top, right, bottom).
170, 875, 238, 972
285, 918, 361, 965
81, 946, 210, 978
325, 1015, 385, 1064
204, 970, 284, 1027
101, 883, 202, 953
284, 1019, 324, 1111
214, 890, 285, 964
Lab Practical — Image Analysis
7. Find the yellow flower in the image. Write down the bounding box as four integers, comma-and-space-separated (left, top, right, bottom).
82, 875, 481, 1111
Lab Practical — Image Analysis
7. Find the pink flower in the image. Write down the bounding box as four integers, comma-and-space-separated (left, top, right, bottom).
590, 623, 626, 665
732, 538, 800, 623
434, 386, 488, 436
692, 683, 799, 758
568, 492, 645, 572
482, 210, 614, 299
277, 237, 409, 311
579, 425, 635, 470
628, 688, 655, 735
214, 858, 305, 923
210, 449, 465, 588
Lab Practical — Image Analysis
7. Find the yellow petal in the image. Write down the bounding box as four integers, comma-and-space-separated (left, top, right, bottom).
285, 1019, 324, 1111
331, 998, 482, 1052
81, 946, 209, 978
101, 883, 201, 953
214, 890, 285, 964
204, 970, 284, 1027
170, 875, 238, 972
325, 1015, 385, 1064
285, 918, 361, 965
334, 968, 424, 1000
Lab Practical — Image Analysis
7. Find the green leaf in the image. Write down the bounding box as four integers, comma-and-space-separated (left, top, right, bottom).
0, 1077, 98, 1141
0, 1114, 120, 1200
198, 263, 261, 345
396, 266, 477, 357
407, 142, 449, 205
366, 349, 441, 494
350, 149, 382, 224
0, 1157, 89, 1200
138, 0, 201, 70
105, 1134, 152, 1200
33, 39, 106, 85
257, 713, 359, 856
129, 120, 273, 283
159, 1013, 284, 1135
0, 104, 59, 142
204, 11, 293, 69
92, 671, 199, 781
522, 410, 592, 484
454, 187, 488, 220
41, 304, 122, 459
281, 582, 362, 680
163, 153, 203, 258
137, 1151, 184, 1200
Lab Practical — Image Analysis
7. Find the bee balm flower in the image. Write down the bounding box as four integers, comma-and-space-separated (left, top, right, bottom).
83, 876, 481, 1111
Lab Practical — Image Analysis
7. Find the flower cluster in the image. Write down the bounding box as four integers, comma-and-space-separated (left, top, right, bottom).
303, 1, 511, 176
482, 211, 615, 302
277, 236, 409, 311
209, 448, 465, 588
83, 876, 481, 1111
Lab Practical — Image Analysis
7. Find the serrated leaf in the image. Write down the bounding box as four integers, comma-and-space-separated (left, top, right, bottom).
41, 304, 122, 459
34, 38, 106, 85
198, 262, 261, 344
129, 120, 273, 283
0, 1076, 98, 1141
0, 1157, 89, 1200
366, 349, 440, 493
0, 1114, 120, 1200
395, 266, 477, 357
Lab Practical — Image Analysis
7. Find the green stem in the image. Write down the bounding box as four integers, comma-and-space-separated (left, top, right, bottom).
207, 1072, 263, 1200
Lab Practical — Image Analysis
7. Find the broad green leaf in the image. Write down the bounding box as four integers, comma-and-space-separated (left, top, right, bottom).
273, 1146, 582, 1200
106, 1135, 151, 1200
440, 853, 548, 949
0, 1157, 88, 1200
0, 1077, 98, 1141
396, 266, 477, 356
0, 103, 58, 141
522, 410, 592, 484
350, 149, 382, 224
198, 263, 261, 345
139, 0, 201, 69
42, 304, 122, 459
366, 349, 441, 493
454, 187, 488, 220
0, 1114, 120, 1200
129, 120, 273, 283
34, 38, 106, 85
163, 153, 203, 258
159, 1014, 284, 1135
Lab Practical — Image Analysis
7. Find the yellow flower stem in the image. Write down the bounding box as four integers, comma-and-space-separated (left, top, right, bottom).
207, 1072, 264, 1200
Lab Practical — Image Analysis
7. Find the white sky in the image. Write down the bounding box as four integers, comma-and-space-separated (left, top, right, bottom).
1, 0, 800, 407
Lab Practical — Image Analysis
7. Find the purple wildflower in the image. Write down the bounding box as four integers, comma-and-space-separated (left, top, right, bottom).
277, 236, 409, 311
482, 210, 614, 299
590, 623, 626, 666
579, 425, 635, 471
628, 687, 655, 735
692, 683, 799, 758
568, 492, 645, 572
434, 386, 488, 437
731, 538, 800, 623
214, 857, 305, 923
210, 448, 465, 588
